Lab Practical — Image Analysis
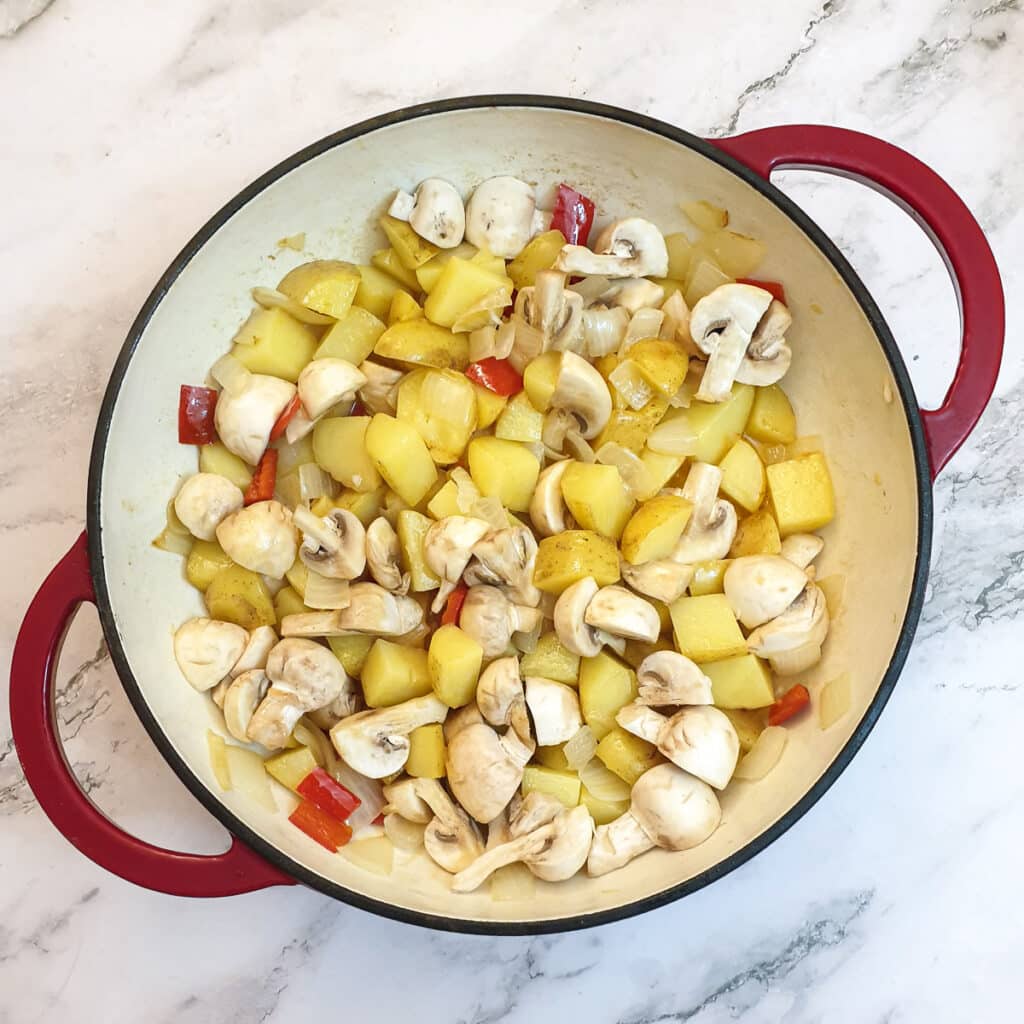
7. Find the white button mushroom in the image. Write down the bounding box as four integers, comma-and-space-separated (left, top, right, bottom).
529, 460, 575, 538
734, 299, 793, 386
173, 473, 244, 541
389, 178, 466, 249
587, 763, 722, 877
553, 576, 604, 657
779, 533, 825, 570
620, 558, 694, 604
671, 462, 738, 564
583, 585, 661, 643
296, 358, 367, 420
469, 525, 541, 607
293, 505, 366, 580
476, 657, 527, 731
524, 677, 583, 746
465, 176, 538, 258
357, 360, 403, 415
443, 702, 487, 744
747, 583, 830, 675
635, 650, 713, 706
548, 351, 613, 440
230, 625, 279, 677
222, 668, 270, 742
458, 585, 543, 660
512, 269, 584, 358
280, 583, 424, 638
599, 278, 666, 314
382, 777, 433, 823
446, 719, 536, 824
555, 218, 669, 279
723, 555, 810, 630
423, 516, 492, 613
214, 373, 296, 465
409, 778, 486, 873
173, 617, 248, 692
365, 516, 409, 593
216, 500, 298, 579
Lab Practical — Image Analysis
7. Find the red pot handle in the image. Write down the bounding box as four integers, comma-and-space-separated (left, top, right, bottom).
712, 125, 1004, 478
10, 532, 295, 896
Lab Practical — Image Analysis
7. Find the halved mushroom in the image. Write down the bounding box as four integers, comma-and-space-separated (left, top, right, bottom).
620, 558, 694, 604
636, 650, 713, 706
281, 583, 424, 638
529, 459, 574, 537
587, 763, 721, 876
382, 777, 433, 823
423, 516, 492, 613
469, 525, 541, 607
549, 351, 612, 440
671, 462, 737, 564
553, 576, 603, 657
365, 516, 409, 593
357, 360, 403, 415
723, 555, 810, 630
231, 625, 278, 677
216, 500, 297, 579
329, 693, 448, 778
214, 373, 296, 465
296, 358, 366, 420
173, 473, 244, 541
465, 176, 537, 258
734, 299, 793, 386
222, 669, 271, 742
583, 586, 660, 643
443, 702, 486, 744
306, 686, 365, 731
389, 178, 466, 249
525, 676, 583, 746
476, 657, 527, 732
512, 269, 584, 359
780, 533, 825, 570
446, 719, 535, 823
747, 583, 830, 675
413, 778, 485, 872
555, 218, 669, 279
293, 505, 366, 580
173, 617, 248, 692
458, 585, 543, 660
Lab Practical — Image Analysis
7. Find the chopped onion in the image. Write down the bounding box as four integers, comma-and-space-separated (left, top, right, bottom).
449, 467, 480, 512
293, 717, 337, 772
153, 528, 193, 555
493, 319, 516, 359
343, 836, 394, 876
206, 730, 232, 791
384, 813, 427, 851
581, 307, 629, 357
568, 275, 612, 305
596, 442, 655, 499
647, 414, 699, 456
578, 758, 631, 802
508, 316, 546, 373
819, 672, 851, 730
165, 498, 191, 535
285, 407, 318, 445
224, 745, 276, 811
732, 726, 788, 781
818, 574, 846, 620
252, 286, 336, 325
275, 434, 316, 475
210, 353, 251, 395
275, 471, 302, 510
329, 761, 385, 832
473, 496, 510, 531
469, 325, 498, 362
563, 726, 598, 771
660, 292, 691, 343
668, 375, 698, 409
304, 572, 351, 610
621, 308, 665, 350
490, 862, 536, 902
609, 360, 656, 411
452, 286, 514, 333
787, 435, 824, 459
298, 462, 337, 502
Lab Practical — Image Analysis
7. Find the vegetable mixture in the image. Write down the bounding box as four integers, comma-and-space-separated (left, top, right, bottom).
161, 174, 839, 893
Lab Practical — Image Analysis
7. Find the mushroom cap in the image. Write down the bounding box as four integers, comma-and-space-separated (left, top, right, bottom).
446, 721, 532, 823
524, 677, 582, 746
587, 811, 654, 877
265, 637, 350, 710
443, 702, 486, 744
357, 359, 403, 415
297, 358, 367, 419
222, 669, 270, 742
636, 650, 713, 706
723, 555, 810, 629
631, 763, 722, 851
550, 351, 612, 439
747, 583, 829, 656
583, 585, 660, 643
365, 516, 409, 593
779, 533, 825, 570
214, 373, 296, 465
465, 175, 537, 258
459, 585, 519, 660
216, 500, 297, 579
424, 516, 491, 583
529, 459, 574, 537
556, 218, 669, 278
526, 805, 595, 882
621, 558, 694, 604
246, 686, 305, 749
231, 625, 279, 677
735, 299, 793, 386
382, 777, 433, 824
173, 617, 248, 692
174, 473, 244, 541
553, 576, 603, 657
407, 178, 466, 249
656, 706, 740, 790
296, 506, 367, 580
515, 270, 584, 351
477, 656, 525, 728
470, 525, 541, 606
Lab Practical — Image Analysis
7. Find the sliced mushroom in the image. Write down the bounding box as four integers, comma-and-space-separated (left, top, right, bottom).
507, 790, 563, 837
329, 694, 448, 777
214, 373, 296, 465
465, 176, 537, 258
529, 459, 574, 537
458, 585, 543, 660
621, 558, 694, 604
555, 218, 669, 278
365, 516, 409, 593
476, 657, 526, 731
446, 719, 535, 823
230, 625, 278, 677
173, 618, 248, 692
423, 516, 491, 613
747, 583, 830, 674
636, 651, 713, 706
357, 360, 403, 415
281, 583, 424, 638
389, 178, 466, 249
671, 463, 737, 564
583, 586, 660, 643
723, 555, 810, 630
297, 358, 367, 420
222, 669, 271, 742
587, 763, 721, 876
443, 702, 486, 744
382, 777, 433, 823
524, 677, 583, 746
413, 778, 485, 872
553, 576, 603, 657
216, 500, 297, 579
293, 505, 366, 580
469, 525, 541, 607
173, 473, 244, 541
780, 533, 825, 570
306, 686, 364, 731
734, 299, 793, 386
549, 351, 612, 440
513, 269, 584, 355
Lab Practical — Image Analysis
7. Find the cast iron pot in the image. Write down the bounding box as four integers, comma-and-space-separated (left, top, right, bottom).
10, 97, 1004, 934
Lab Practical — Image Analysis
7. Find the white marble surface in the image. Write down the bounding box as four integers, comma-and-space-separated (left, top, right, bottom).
2, 0, 1021, 1020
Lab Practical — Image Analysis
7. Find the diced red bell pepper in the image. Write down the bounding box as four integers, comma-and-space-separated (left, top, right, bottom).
550, 183, 596, 247
243, 448, 278, 506
441, 582, 469, 626
372, 813, 385, 826
465, 358, 523, 397
178, 385, 218, 445
737, 278, 787, 305
349, 398, 366, 417
269, 394, 302, 442
289, 800, 353, 851
296, 766, 361, 823
768, 684, 811, 726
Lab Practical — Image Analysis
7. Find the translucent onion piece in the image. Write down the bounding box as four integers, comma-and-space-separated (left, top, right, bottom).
647, 414, 699, 456
343, 836, 395, 875
304, 572, 351, 610
608, 360, 656, 411
786, 435, 824, 459
818, 574, 846, 620
622, 308, 665, 350
563, 726, 598, 771
494, 319, 517, 360
275, 471, 302, 511
293, 717, 337, 772
668, 376, 697, 409
568, 275, 612, 305
210, 353, 251, 395
252, 286, 335, 325
450, 467, 481, 513
581, 307, 629, 357
490, 862, 536, 902
596, 442, 655, 499
206, 730, 232, 791
451, 286, 514, 334
578, 758, 631, 803
508, 316, 546, 373
732, 726, 787, 781
564, 429, 596, 463
469, 325, 498, 362
224, 746, 276, 811
165, 498, 191, 535
472, 495, 510, 532
298, 462, 337, 502
275, 434, 317, 475
330, 761, 385, 832
384, 813, 427, 851
819, 673, 851, 730
153, 528, 193, 555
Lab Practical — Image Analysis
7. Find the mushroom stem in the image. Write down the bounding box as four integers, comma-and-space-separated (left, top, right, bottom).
451, 825, 555, 892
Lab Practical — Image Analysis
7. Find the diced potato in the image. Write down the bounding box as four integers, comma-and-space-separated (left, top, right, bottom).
621, 637, 673, 669
185, 539, 234, 591
596, 727, 661, 786
327, 634, 375, 676
428, 624, 483, 707
423, 258, 511, 329
278, 260, 361, 319
374, 319, 469, 371
534, 745, 571, 771
388, 289, 424, 325
354, 264, 411, 320
495, 391, 544, 443
467, 436, 540, 513
682, 200, 729, 233
561, 462, 635, 541
533, 531, 621, 594
314, 306, 386, 364
719, 438, 766, 513
370, 248, 418, 292
470, 248, 507, 279
361, 639, 432, 707
766, 452, 836, 536
665, 232, 695, 281
265, 746, 318, 791
231, 307, 318, 382
365, 414, 438, 506
685, 258, 733, 308
406, 724, 447, 778
205, 564, 276, 629
396, 368, 478, 464
661, 383, 754, 464
274, 585, 309, 623
397, 509, 441, 591
415, 242, 477, 293
639, 448, 685, 497
379, 214, 440, 270
335, 486, 387, 526
703, 654, 775, 709
719, 706, 769, 753
285, 557, 309, 598
595, 399, 670, 455
472, 382, 508, 429
579, 650, 638, 740
519, 633, 580, 685
669, 593, 747, 663
521, 765, 581, 808
620, 494, 693, 565
522, 351, 562, 413
688, 559, 731, 596
694, 230, 766, 278
313, 416, 383, 492
507, 229, 566, 289
426, 480, 461, 520
199, 443, 252, 490
627, 340, 690, 399
579, 787, 630, 826
650, 277, 687, 305
746, 384, 797, 444
730, 508, 782, 556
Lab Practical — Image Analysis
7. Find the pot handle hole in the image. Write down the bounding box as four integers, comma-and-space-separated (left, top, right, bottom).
712, 125, 1004, 479
9, 532, 295, 897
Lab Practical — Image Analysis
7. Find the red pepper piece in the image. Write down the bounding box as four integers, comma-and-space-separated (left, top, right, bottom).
269, 394, 302, 442
441, 582, 469, 626
768, 684, 811, 726
550, 183, 596, 247
289, 801, 353, 851
243, 448, 278, 506
296, 766, 361, 823
178, 385, 218, 445
349, 398, 367, 417
465, 358, 523, 397
737, 278, 787, 304
372, 813, 385, 826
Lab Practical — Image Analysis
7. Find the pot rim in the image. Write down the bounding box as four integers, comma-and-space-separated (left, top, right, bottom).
86, 94, 932, 935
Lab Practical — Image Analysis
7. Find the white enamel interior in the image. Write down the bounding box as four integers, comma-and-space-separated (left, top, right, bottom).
96, 105, 921, 927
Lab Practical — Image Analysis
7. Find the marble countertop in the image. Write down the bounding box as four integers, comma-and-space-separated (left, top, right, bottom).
2, 1, 1021, 1020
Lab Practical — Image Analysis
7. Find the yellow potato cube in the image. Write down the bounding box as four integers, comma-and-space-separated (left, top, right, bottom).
579, 650, 638, 740
682, 200, 729, 233
371, 247, 420, 292
669, 593, 747, 663
519, 633, 580, 685
285, 558, 309, 598
374, 319, 469, 372
766, 452, 836, 536
665, 232, 695, 281
414, 242, 477, 293
521, 765, 581, 808
334, 487, 387, 526
688, 559, 731, 596
534, 745, 571, 771
423, 257, 511, 329
620, 494, 693, 565
312, 416, 383, 492
314, 306, 387, 364
396, 510, 441, 592
278, 260, 361, 319
406, 724, 447, 779
428, 624, 484, 708
327, 634, 375, 676
718, 438, 766, 513
507, 229, 566, 289
670, 383, 755, 464
730, 508, 782, 557
365, 414, 438, 506
467, 436, 540, 513
354, 264, 411, 320
274, 586, 309, 624
205, 565, 276, 629
199, 443, 252, 490
561, 462, 635, 541
495, 391, 544, 443
265, 746, 318, 791
379, 214, 440, 270
579, 787, 631, 826
745, 384, 797, 444
595, 399, 670, 455
361, 640, 432, 707
471, 382, 508, 429
396, 368, 478, 465
231, 307, 318, 382
719, 706, 769, 753
426, 480, 461, 520
185, 539, 234, 591
388, 289, 424, 325
522, 351, 562, 413
628, 339, 690, 399
703, 654, 775, 709
638, 448, 685, 497
533, 531, 621, 594
596, 727, 661, 786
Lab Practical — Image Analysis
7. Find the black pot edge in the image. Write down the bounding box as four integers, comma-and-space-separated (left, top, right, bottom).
86, 94, 933, 936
